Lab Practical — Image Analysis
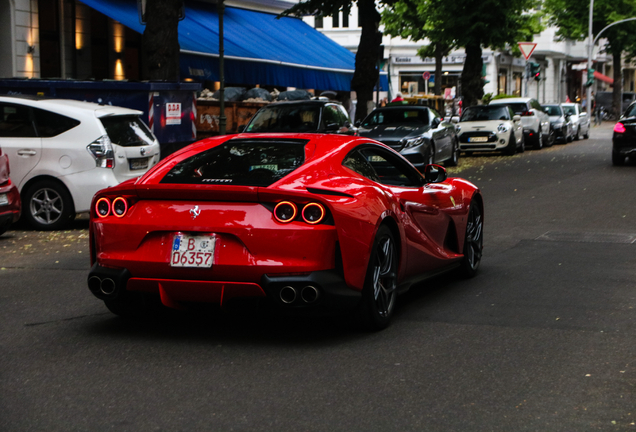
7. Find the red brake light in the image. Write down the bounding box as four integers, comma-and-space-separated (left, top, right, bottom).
95, 198, 111, 218
614, 123, 627, 133
302, 203, 326, 224
274, 201, 297, 223
521, 111, 534, 116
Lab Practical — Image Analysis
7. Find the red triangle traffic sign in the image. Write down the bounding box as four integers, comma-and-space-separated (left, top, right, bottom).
518, 42, 537, 60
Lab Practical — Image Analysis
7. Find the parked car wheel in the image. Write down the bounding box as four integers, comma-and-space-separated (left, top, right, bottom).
544, 129, 555, 147
574, 127, 581, 141
23, 180, 74, 230
519, 135, 525, 153
460, 200, 483, 278
503, 132, 517, 156
445, 139, 459, 167
358, 225, 398, 330
612, 149, 626, 166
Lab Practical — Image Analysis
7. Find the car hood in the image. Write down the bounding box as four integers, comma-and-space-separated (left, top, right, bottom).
358, 124, 430, 141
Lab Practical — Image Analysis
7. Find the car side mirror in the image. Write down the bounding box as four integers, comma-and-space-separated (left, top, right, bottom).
451, 116, 460, 124
354, 120, 361, 127
325, 123, 340, 132
513, 115, 521, 122
431, 118, 441, 128
424, 164, 447, 184
580, 112, 587, 117
237, 125, 246, 133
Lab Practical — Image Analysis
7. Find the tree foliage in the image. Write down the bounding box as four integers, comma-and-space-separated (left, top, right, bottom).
281, 0, 396, 120
382, 0, 542, 106
544, 0, 636, 114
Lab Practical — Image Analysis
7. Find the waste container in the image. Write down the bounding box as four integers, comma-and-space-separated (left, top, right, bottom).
196, 100, 269, 137
0, 79, 201, 157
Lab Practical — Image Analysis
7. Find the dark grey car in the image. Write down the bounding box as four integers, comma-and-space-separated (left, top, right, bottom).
357, 106, 459, 169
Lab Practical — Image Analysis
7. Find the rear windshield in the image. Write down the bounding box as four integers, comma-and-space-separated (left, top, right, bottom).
502, 103, 529, 115
562, 105, 576, 115
362, 109, 429, 127
543, 105, 563, 116
245, 105, 321, 133
100, 115, 155, 147
161, 139, 307, 187
461, 106, 510, 121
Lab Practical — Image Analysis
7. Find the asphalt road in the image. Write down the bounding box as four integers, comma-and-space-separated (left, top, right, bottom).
1, 122, 635, 431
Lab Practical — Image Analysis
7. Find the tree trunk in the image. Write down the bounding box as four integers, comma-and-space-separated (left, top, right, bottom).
351, 0, 382, 121
612, 51, 623, 117
142, 0, 182, 81
434, 44, 443, 96
461, 42, 484, 107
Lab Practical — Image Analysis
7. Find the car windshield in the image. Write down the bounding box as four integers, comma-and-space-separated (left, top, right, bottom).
562, 105, 577, 116
460, 106, 510, 121
100, 115, 156, 147
245, 105, 320, 133
362, 109, 429, 127
161, 139, 307, 187
543, 105, 563, 116
624, 104, 636, 118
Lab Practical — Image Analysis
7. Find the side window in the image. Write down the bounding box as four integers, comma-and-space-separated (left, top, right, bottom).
429, 108, 440, 121
0, 103, 36, 138
342, 149, 380, 182
323, 105, 340, 126
508, 107, 515, 119
337, 105, 351, 124
359, 146, 422, 187
33, 108, 80, 137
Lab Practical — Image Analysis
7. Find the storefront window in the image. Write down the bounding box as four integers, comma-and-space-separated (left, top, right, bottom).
498, 69, 507, 95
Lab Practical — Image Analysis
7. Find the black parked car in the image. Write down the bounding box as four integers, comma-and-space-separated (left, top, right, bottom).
612, 101, 636, 165
357, 105, 459, 169
240, 99, 355, 135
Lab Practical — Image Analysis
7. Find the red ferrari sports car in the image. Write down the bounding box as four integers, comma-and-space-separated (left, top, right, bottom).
88, 133, 483, 329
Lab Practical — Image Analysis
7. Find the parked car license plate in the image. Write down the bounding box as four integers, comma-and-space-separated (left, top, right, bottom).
170, 233, 215, 268
468, 137, 488, 143
129, 158, 149, 170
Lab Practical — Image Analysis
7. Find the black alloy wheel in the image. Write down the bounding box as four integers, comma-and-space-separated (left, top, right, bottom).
535, 130, 543, 150
519, 134, 525, 152
544, 128, 555, 147
23, 180, 75, 231
503, 131, 517, 156
460, 200, 483, 278
358, 225, 398, 330
574, 127, 581, 141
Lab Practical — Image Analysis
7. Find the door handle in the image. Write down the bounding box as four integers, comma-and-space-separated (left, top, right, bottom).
17, 149, 37, 156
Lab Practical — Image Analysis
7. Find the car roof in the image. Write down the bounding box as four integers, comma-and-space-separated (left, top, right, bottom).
266, 99, 341, 107
489, 98, 532, 104
0, 95, 143, 117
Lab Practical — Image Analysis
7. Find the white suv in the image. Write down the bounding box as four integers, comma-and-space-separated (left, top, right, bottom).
489, 97, 552, 149
0, 96, 161, 230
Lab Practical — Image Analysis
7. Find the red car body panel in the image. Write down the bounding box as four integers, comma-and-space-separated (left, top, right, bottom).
89, 133, 481, 309
0, 147, 21, 232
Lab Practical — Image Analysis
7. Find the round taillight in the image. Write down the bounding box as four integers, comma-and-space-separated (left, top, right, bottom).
112, 197, 128, 218
274, 201, 297, 223
614, 122, 627, 134
95, 197, 111, 218
302, 203, 325, 224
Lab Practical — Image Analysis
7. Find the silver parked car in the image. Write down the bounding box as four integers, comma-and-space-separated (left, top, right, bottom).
561, 103, 590, 140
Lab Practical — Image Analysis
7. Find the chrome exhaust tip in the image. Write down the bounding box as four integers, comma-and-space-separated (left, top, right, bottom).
100, 278, 117, 296
88, 276, 102, 293
279, 286, 297, 304
301, 285, 319, 303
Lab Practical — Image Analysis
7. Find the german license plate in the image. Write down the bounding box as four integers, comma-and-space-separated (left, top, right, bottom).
468, 136, 488, 143
129, 158, 149, 170
0, 193, 7, 206
170, 233, 215, 268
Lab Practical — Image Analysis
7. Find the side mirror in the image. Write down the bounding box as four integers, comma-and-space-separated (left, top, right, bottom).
424, 164, 447, 184
237, 125, 246, 133
431, 118, 441, 128
580, 112, 587, 117
325, 123, 340, 132
451, 116, 460, 124
513, 115, 521, 122
354, 120, 362, 127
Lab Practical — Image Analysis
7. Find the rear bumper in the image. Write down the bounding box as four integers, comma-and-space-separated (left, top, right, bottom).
613, 134, 636, 154
0, 182, 21, 230
88, 263, 360, 310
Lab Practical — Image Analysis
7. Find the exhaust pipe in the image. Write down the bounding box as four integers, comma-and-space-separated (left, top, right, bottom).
279, 286, 297, 304
100, 278, 117, 296
301, 285, 319, 303
88, 276, 102, 294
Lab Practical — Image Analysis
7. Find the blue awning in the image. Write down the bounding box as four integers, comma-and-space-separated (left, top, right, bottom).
79, 0, 387, 91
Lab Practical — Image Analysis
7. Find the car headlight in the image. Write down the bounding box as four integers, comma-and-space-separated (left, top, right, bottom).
497, 123, 509, 133
403, 137, 423, 148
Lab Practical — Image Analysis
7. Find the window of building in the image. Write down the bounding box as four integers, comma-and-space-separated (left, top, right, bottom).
498, 68, 507, 95
342, 11, 349, 27
315, 16, 323, 28
332, 11, 339, 28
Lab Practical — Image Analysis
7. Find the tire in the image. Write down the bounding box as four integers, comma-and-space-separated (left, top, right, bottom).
0, 227, 7, 236
357, 225, 398, 331
519, 134, 525, 153
22, 180, 75, 231
503, 131, 516, 156
534, 130, 543, 150
583, 130, 589, 139
612, 149, 626, 166
445, 139, 459, 167
544, 128, 554, 147
460, 200, 483, 278
574, 127, 581, 141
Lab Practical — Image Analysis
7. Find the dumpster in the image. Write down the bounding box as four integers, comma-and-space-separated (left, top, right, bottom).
196, 100, 269, 137
0, 79, 201, 157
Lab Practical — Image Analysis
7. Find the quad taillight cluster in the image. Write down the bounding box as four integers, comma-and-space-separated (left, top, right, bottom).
274, 201, 326, 224
95, 197, 130, 218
